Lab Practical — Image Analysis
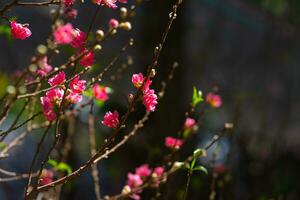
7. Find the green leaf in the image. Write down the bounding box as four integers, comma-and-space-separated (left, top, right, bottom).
0, 142, 7, 151
193, 165, 208, 175
56, 162, 72, 174
192, 86, 203, 107
83, 89, 93, 98
191, 157, 196, 169
94, 99, 104, 107
47, 159, 58, 167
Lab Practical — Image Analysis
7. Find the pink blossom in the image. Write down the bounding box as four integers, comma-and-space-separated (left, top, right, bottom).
37, 57, 52, 77
93, 84, 109, 102
93, 0, 118, 8
135, 164, 152, 178
153, 166, 164, 178
130, 194, 141, 200
206, 92, 222, 108
69, 76, 86, 93
165, 137, 183, 149
46, 88, 64, 103
131, 73, 144, 88
102, 111, 119, 128
127, 173, 143, 189
48, 71, 66, 86
71, 29, 86, 48
43, 108, 57, 121
109, 18, 119, 29
40, 169, 54, 185
40, 97, 56, 121
184, 117, 196, 129
63, 0, 75, 7
66, 92, 82, 103
142, 79, 152, 93
143, 89, 157, 112
78, 48, 95, 67
65, 8, 78, 19
53, 23, 74, 44
10, 21, 31, 40
118, 0, 127, 3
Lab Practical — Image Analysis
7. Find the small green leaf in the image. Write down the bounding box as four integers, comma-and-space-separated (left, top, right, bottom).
94, 99, 104, 107
56, 162, 72, 174
193, 148, 207, 158
191, 157, 196, 169
0, 142, 7, 151
192, 86, 203, 107
83, 89, 93, 98
47, 159, 58, 167
193, 165, 208, 175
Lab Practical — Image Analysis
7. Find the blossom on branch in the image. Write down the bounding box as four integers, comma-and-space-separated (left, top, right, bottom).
10, 21, 31, 40
102, 111, 119, 128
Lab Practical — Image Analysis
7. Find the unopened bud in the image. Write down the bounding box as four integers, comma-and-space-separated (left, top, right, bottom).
225, 123, 234, 129
96, 30, 104, 41
7, 85, 16, 95
37, 45, 48, 55
119, 22, 132, 31
122, 185, 131, 195
29, 64, 37, 73
120, 7, 127, 18
94, 44, 102, 51
150, 69, 156, 78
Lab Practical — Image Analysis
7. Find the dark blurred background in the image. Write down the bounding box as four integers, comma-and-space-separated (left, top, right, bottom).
1, 0, 300, 199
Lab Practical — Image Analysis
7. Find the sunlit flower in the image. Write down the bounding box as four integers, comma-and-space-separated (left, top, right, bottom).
48, 71, 66, 86
71, 29, 86, 48
10, 21, 31, 40
69, 76, 86, 93
53, 23, 74, 44
143, 89, 157, 112
102, 111, 119, 128
131, 73, 144, 88
78, 48, 95, 67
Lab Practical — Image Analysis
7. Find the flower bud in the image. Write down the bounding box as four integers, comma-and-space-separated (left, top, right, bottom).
120, 7, 127, 18
119, 22, 132, 31
96, 30, 104, 41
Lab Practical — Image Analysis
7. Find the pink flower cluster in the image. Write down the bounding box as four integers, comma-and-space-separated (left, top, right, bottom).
53, 23, 95, 67
206, 92, 222, 108
93, 0, 127, 9
10, 21, 31, 40
66, 76, 86, 103
131, 73, 158, 112
40, 169, 54, 186
102, 111, 119, 128
165, 136, 183, 149
40, 72, 86, 121
123, 164, 164, 200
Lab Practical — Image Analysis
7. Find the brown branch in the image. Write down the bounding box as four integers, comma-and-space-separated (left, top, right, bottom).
88, 104, 101, 200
